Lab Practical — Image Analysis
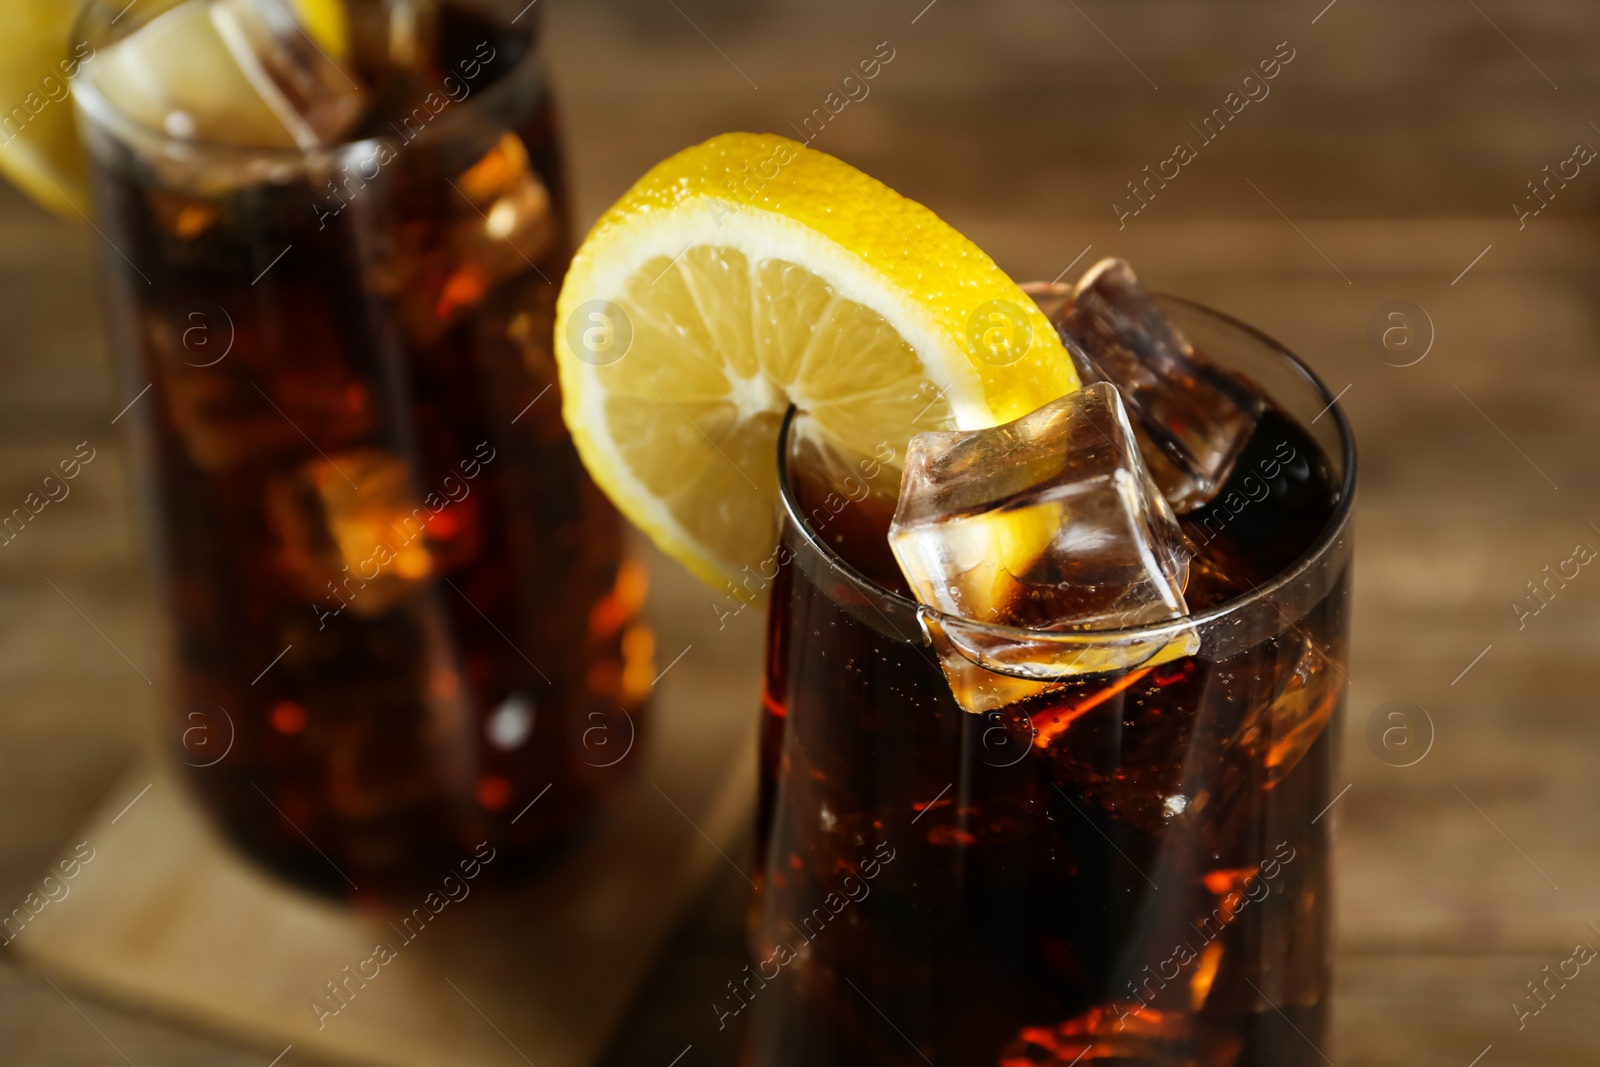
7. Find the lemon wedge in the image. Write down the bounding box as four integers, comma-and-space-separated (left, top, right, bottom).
0, 0, 91, 215
288, 0, 350, 60
554, 133, 1077, 597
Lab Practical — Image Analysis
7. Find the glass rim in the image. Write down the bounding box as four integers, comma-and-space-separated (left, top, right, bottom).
69, 0, 540, 162
775, 292, 1358, 647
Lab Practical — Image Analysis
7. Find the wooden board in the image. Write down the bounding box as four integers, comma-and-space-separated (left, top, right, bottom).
6, 660, 757, 1067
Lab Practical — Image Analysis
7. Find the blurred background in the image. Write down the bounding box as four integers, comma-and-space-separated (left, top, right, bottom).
3, 0, 1599, 1063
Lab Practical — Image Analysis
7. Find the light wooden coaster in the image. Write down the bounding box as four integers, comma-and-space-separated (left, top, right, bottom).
8, 663, 757, 1067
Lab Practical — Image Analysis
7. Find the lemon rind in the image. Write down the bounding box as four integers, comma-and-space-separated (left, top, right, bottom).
559, 198, 994, 593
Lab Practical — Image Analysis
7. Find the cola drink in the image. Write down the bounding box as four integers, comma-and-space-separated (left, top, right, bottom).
76, 0, 649, 898
749, 298, 1353, 1066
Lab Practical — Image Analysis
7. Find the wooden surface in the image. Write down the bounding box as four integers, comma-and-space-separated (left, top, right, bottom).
4, 0, 1600, 1064
7, 682, 754, 1067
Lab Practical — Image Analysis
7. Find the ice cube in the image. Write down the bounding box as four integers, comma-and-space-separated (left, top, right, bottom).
890, 382, 1194, 712
266, 449, 435, 615
211, 0, 367, 145
89, 0, 365, 150
1001, 1005, 1194, 1065
148, 305, 377, 472
343, 0, 439, 76
1051, 259, 1263, 513
1229, 631, 1343, 787
891, 381, 1189, 630
375, 133, 557, 345
446, 131, 557, 296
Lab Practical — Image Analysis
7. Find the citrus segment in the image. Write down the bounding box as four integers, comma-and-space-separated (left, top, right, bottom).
554, 133, 1078, 596
0, 0, 91, 215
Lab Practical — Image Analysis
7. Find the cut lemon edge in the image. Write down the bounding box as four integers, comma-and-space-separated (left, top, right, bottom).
287, 0, 350, 60
554, 133, 1078, 600
0, 0, 91, 216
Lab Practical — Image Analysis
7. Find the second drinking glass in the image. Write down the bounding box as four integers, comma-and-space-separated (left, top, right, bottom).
73, 0, 651, 898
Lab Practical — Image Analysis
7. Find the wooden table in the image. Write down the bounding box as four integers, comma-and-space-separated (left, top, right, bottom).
4, 0, 1599, 1063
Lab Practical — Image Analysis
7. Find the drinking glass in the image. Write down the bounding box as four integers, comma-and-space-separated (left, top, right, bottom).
751, 298, 1355, 1065
72, 0, 651, 899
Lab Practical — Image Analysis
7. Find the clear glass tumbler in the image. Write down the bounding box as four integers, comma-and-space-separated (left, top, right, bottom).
73, 0, 651, 899
750, 298, 1355, 1065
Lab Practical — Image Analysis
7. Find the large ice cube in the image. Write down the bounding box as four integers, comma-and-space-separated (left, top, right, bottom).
90, 0, 365, 149
889, 382, 1194, 711
266, 449, 436, 615
383, 132, 558, 345
212, 0, 367, 144
1050, 259, 1263, 513
1230, 631, 1343, 788
891, 381, 1189, 630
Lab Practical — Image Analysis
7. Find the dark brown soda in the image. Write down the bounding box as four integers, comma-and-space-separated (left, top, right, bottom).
89, 4, 649, 899
752, 401, 1344, 1065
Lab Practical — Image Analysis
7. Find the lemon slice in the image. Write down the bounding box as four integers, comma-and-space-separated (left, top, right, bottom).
554, 133, 1078, 596
288, 0, 350, 60
0, 0, 91, 215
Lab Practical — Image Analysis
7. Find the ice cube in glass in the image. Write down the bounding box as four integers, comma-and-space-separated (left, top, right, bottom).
1052, 258, 1264, 512
889, 381, 1194, 710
